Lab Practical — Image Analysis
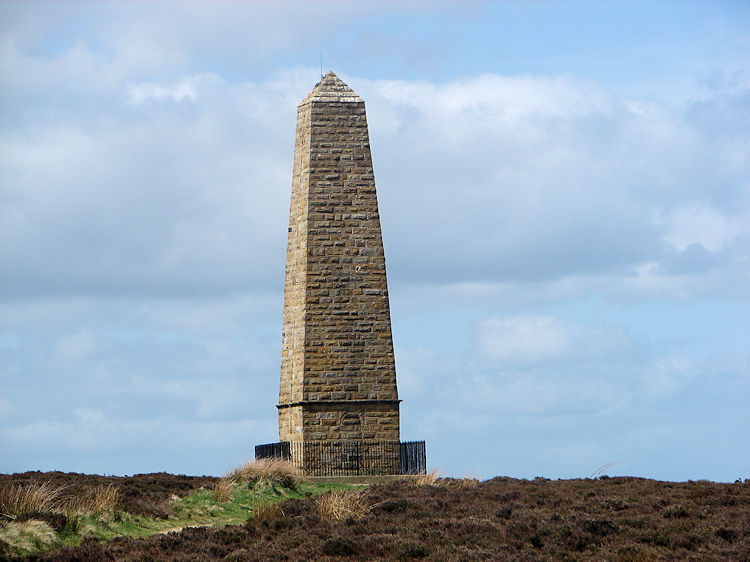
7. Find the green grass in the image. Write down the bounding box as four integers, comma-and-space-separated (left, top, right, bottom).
53, 480, 353, 549
1, 460, 357, 556
0, 520, 58, 557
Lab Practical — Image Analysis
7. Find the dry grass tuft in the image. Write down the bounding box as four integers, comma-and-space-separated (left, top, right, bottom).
459, 475, 480, 488
252, 499, 281, 523
59, 484, 120, 524
589, 462, 623, 479
212, 478, 234, 503
0, 482, 63, 518
413, 468, 441, 486
316, 489, 372, 521
81, 484, 120, 515
226, 458, 303, 490
0, 519, 57, 555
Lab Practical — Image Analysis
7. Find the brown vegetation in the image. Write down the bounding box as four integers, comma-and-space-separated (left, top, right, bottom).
211, 478, 234, 503
252, 499, 281, 524
67, 484, 120, 518
412, 468, 441, 486
316, 488, 372, 521
2, 473, 745, 560
224, 458, 302, 491
0, 482, 63, 518
0, 471, 217, 520
210, 458, 303, 504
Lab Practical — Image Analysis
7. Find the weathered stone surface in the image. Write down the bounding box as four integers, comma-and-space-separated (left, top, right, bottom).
278, 72, 400, 461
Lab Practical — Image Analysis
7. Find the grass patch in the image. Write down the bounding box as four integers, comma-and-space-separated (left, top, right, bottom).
0, 481, 63, 517
0, 464, 351, 555
225, 458, 303, 490
77, 479, 348, 541
79, 484, 120, 516
0, 519, 58, 557
212, 478, 234, 503
252, 498, 281, 523
316, 488, 373, 521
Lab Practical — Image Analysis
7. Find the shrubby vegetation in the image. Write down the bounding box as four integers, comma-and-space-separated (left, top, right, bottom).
0, 460, 346, 557
1, 469, 748, 559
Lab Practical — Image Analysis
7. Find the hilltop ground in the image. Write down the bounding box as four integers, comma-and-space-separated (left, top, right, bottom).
1, 469, 748, 560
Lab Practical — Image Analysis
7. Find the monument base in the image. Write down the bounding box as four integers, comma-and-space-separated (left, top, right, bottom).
255, 440, 426, 476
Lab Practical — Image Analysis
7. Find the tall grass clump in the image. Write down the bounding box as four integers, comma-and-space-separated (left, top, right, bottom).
252, 498, 281, 523
0, 482, 63, 517
225, 458, 303, 490
83, 484, 120, 515
0, 520, 57, 556
458, 475, 479, 488
413, 468, 441, 486
316, 489, 372, 521
65, 484, 120, 519
1, 481, 120, 538
212, 478, 235, 503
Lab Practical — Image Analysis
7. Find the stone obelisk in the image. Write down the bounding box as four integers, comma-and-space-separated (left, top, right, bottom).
278, 72, 400, 470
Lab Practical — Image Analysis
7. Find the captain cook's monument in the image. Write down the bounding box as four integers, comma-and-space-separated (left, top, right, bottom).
256, 72, 425, 475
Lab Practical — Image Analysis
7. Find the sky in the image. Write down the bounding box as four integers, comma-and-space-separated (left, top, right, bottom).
1, 0, 748, 481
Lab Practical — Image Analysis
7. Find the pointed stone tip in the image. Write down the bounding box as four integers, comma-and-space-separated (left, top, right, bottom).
300, 70, 363, 105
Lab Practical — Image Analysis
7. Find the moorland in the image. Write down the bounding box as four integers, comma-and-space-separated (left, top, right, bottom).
1, 461, 748, 560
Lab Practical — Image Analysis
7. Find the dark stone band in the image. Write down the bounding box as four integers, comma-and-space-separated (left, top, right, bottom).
277, 399, 402, 409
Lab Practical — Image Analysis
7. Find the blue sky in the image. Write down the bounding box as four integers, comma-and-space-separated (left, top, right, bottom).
1, 1, 748, 481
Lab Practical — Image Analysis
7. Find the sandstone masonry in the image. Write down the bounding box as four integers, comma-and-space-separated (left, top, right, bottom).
278, 72, 400, 468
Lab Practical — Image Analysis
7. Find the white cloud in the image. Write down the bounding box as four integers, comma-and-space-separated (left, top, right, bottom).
356, 74, 750, 300
53, 330, 96, 364
127, 79, 198, 105
399, 314, 643, 417
1, 1, 748, 481
643, 353, 700, 396
477, 314, 638, 367
477, 315, 583, 365
393, 311, 749, 479
2, 58, 747, 302
663, 203, 747, 253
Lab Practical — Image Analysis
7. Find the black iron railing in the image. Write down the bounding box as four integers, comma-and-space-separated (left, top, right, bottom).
400, 441, 427, 475
254, 440, 426, 476
254, 441, 290, 460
